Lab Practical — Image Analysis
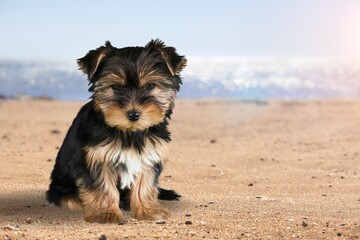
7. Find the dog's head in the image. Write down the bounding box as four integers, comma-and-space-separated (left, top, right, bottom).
77, 39, 187, 131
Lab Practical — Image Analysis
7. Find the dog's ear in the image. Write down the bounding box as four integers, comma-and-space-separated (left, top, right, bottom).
77, 41, 114, 79
146, 39, 187, 76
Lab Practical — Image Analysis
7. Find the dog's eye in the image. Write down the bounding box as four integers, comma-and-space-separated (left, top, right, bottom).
111, 84, 123, 91
146, 83, 156, 91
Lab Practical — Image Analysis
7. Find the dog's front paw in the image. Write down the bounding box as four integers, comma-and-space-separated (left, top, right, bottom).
84, 209, 126, 224
132, 206, 169, 221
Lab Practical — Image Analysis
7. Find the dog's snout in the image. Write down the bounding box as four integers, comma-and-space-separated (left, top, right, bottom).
127, 110, 140, 121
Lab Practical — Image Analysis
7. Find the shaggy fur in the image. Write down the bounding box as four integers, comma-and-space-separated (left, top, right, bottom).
46, 39, 186, 223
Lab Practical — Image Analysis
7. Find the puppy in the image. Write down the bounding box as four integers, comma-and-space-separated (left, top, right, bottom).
46, 39, 186, 224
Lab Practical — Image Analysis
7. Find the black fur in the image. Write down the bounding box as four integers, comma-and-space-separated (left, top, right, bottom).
46, 40, 185, 214
46, 100, 181, 207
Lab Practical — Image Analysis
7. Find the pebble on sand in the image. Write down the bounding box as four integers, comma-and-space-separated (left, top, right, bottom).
155, 220, 166, 224
301, 221, 308, 227
99, 234, 107, 240
50, 129, 61, 134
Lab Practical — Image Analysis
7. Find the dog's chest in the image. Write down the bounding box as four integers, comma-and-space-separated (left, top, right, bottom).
85, 139, 168, 189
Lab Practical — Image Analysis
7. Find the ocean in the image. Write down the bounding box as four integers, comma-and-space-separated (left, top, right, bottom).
1, 57, 359, 100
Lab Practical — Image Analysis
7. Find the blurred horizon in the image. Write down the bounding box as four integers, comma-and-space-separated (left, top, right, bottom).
1, 57, 360, 100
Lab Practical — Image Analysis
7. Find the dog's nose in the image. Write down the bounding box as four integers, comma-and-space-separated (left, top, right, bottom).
127, 110, 140, 121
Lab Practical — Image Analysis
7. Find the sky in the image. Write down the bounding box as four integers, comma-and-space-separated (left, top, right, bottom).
1, 0, 360, 60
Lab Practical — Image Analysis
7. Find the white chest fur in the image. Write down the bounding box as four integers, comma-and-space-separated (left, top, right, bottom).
84, 138, 168, 189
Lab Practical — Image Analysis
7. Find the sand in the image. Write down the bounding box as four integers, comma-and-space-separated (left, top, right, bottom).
0, 99, 359, 239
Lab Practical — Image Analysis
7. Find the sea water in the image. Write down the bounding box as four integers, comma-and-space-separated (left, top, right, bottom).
1, 57, 359, 100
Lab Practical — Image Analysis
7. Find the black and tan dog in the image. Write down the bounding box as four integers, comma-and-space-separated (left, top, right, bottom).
46, 39, 186, 224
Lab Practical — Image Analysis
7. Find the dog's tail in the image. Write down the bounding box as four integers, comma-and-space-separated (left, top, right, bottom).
158, 188, 181, 201
119, 187, 181, 210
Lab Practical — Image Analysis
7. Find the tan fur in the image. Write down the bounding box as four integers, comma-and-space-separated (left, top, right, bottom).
56, 40, 185, 224
84, 144, 113, 171
85, 136, 168, 168
101, 104, 130, 129
130, 168, 169, 220
160, 51, 176, 76
78, 148, 124, 224
78, 165, 125, 224
82, 137, 169, 222
79, 52, 107, 79
139, 74, 170, 87
61, 197, 83, 211
137, 103, 164, 129
99, 102, 165, 131
98, 73, 125, 86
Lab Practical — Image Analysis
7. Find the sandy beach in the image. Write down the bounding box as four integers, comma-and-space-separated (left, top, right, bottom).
0, 99, 359, 239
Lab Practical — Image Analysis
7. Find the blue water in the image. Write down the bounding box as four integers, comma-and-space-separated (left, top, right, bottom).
1, 58, 360, 100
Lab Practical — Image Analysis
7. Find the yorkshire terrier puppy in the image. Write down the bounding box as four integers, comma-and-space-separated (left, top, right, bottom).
46, 39, 186, 224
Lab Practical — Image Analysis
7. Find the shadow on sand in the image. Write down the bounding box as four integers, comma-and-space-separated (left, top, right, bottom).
0, 189, 188, 224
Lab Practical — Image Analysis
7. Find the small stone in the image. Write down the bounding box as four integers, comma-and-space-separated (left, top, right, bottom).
185, 212, 191, 217
99, 234, 107, 240
248, 183, 254, 187
301, 221, 308, 227
337, 232, 342, 237
50, 129, 61, 134
164, 175, 172, 178
210, 139, 216, 144
340, 176, 345, 179
25, 218, 32, 224
208, 201, 215, 204
210, 164, 216, 167
260, 158, 265, 161
255, 196, 262, 199
185, 220, 192, 225
155, 220, 166, 224
47, 158, 52, 162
